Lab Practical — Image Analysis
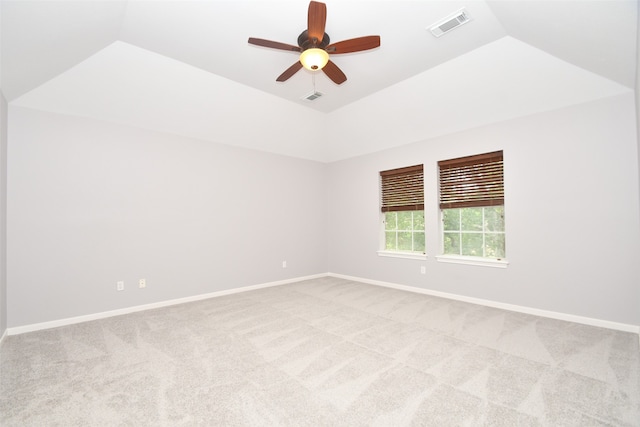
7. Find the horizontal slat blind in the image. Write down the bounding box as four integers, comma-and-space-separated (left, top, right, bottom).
380, 164, 424, 212
438, 151, 503, 209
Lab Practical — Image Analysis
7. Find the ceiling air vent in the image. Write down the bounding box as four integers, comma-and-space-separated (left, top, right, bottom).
429, 9, 471, 37
303, 91, 323, 101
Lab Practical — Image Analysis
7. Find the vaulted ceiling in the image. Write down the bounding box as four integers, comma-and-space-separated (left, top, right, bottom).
2, 1, 637, 162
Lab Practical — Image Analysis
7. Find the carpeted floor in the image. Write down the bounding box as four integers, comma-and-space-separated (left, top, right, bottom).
1, 276, 639, 426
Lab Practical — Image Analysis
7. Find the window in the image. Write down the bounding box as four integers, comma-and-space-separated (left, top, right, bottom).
384, 210, 425, 253
438, 151, 506, 263
379, 164, 425, 257
442, 206, 505, 258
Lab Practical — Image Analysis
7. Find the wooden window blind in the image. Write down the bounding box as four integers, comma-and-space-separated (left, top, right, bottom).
380, 164, 424, 212
438, 151, 504, 209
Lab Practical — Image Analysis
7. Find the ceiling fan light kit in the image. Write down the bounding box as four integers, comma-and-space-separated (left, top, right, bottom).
300, 48, 329, 71
248, 1, 380, 85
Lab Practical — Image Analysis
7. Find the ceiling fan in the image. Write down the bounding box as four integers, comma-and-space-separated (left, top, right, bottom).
248, 1, 380, 85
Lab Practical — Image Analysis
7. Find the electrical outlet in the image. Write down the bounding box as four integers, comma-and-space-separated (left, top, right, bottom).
138, 279, 146, 288
117, 281, 124, 291
282, 261, 287, 268
420, 266, 426, 275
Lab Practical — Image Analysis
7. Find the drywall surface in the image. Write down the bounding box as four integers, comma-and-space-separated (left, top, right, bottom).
0, 93, 7, 337
7, 107, 328, 327
327, 93, 640, 326
7, 93, 640, 328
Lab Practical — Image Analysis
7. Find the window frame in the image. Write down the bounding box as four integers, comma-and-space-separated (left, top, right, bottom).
436, 151, 508, 268
378, 164, 427, 260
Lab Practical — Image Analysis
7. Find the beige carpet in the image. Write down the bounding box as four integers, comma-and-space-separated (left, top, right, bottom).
1, 276, 639, 426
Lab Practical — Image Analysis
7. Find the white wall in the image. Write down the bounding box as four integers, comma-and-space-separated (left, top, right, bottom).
0, 94, 6, 337
0, 1, 6, 339
7, 106, 328, 328
327, 93, 640, 326
6, 93, 640, 329
636, 3, 640, 328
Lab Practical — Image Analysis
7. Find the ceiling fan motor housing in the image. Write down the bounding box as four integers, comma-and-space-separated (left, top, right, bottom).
297, 30, 330, 50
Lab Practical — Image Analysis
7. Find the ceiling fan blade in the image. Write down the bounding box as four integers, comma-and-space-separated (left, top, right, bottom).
276, 61, 304, 82
326, 36, 381, 54
248, 37, 301, 52
307, 1, 327, 43
322, 60, 347, 85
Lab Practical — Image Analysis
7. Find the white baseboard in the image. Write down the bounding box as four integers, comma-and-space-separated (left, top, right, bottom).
0, 328, 7, 348
7, 272, 639, 339
7, 273, 325, 336
328, 273, 640, 335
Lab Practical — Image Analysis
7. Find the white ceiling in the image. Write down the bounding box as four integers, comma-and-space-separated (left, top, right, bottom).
2, 1, 638, 162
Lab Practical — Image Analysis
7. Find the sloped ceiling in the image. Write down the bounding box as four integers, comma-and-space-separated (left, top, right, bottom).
2, 1, 637, 162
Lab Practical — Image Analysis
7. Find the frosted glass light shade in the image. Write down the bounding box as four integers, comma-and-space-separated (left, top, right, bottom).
300, 48, 329, 71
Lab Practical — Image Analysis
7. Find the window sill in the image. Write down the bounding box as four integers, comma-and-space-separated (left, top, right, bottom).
436, 255, 509, 268
377, 250, 427, 261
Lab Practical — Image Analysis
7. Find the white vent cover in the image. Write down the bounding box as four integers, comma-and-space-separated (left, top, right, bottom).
429, 9, 471, 37
303, 91, 323, 101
